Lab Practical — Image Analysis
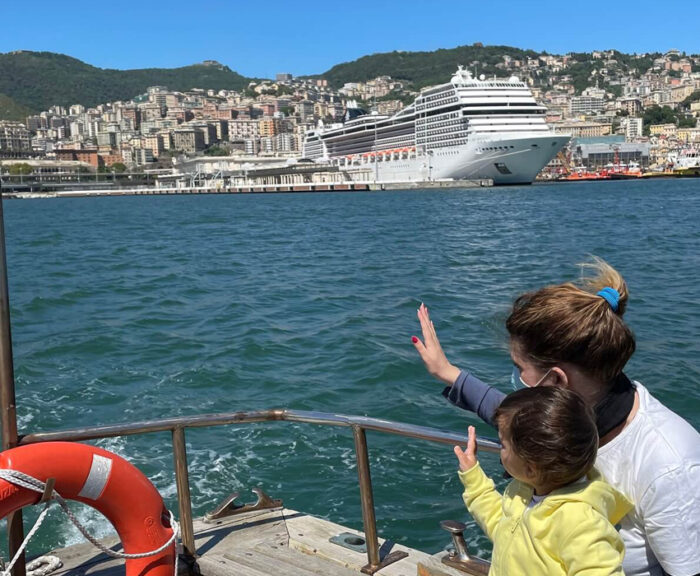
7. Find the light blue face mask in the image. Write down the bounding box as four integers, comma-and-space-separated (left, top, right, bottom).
511, 366, 553, 390
511, 366, 527, 390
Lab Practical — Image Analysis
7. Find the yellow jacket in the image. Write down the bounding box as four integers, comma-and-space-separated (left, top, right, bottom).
459, 463, 633, 576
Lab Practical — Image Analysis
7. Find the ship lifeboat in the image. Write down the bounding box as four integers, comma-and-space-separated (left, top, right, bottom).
0, 442, 176, 576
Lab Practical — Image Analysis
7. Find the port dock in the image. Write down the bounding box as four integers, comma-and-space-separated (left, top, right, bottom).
2, 179, 493, 198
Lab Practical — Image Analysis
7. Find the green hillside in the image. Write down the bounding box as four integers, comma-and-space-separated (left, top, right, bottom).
0, 51, 252, 119
317, 44, 541, 89
0, 93, 33, 122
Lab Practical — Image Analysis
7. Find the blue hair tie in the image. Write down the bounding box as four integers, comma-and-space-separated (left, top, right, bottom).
597, 287, 620, 312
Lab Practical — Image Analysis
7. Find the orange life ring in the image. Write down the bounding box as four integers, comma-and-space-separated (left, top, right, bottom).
0, 442, 176, 576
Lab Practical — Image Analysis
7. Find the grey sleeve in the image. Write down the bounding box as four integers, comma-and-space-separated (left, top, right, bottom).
441, 370, 506, 428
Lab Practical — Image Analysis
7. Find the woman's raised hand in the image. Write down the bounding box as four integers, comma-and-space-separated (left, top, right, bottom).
454, 426, 478, 472
412, 303, 460, 386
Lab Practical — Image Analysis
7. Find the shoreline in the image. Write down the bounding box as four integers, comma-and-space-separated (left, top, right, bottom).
1, 178, 494, 199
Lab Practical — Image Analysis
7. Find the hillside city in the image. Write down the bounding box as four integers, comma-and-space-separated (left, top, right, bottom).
1, 48, 699, 179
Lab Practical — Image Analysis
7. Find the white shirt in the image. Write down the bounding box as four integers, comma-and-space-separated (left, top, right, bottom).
596, 382, 700, 576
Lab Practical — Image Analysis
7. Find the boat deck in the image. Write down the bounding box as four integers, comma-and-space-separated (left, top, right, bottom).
45, 507, 470, 576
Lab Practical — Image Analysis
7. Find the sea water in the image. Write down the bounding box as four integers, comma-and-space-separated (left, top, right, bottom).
1, 178, 699, 559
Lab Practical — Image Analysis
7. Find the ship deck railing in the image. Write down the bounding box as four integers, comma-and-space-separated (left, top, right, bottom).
15, 409, 501, 574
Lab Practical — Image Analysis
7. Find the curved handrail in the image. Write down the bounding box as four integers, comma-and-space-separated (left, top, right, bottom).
19, 408, 501, 450
17, 408, 500, 573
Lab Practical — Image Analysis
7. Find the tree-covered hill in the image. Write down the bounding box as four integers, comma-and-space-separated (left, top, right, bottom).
315, 44, 541, 89
0, 93, 33, 122
0, 51, 252, 119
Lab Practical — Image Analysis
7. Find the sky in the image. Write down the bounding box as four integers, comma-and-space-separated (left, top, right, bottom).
2, 0, 699, 79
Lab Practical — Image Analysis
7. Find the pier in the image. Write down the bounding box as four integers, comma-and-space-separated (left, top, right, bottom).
1, 179, 493, 199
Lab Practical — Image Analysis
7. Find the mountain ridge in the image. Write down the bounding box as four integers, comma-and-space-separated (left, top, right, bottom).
0, 51, 251, 120
1, 46, 697, 121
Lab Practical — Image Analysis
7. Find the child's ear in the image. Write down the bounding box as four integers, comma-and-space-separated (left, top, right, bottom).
525, 462, 538, 481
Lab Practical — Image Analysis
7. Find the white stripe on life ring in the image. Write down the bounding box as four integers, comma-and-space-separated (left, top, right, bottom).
78, 455, 113, 500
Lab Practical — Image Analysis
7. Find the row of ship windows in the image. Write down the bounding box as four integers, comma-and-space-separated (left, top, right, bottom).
423, 128, 467, 137
425, 117, 462, 126
417, 137, 468, 145
468, 123, 545, 129
331, 144, 415, 155
418, 114, 460, 124
480, 146, 516, 151
422, 92, 457, 102
418, 99, 458, 108
422, 121, 464, 131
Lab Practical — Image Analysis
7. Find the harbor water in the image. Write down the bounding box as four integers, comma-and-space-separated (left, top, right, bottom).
2, 178, 699, 560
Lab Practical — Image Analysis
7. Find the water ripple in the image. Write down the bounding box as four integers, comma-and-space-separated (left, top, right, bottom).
2, 180, 699, 556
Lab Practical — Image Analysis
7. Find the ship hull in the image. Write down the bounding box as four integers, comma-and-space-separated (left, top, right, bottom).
359, 133, 568, 186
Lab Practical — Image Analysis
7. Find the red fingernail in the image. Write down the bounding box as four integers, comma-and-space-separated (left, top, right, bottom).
412, 336, 418, 343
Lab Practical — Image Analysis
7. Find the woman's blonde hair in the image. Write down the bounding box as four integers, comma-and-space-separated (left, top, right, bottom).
506, 257, 635, 384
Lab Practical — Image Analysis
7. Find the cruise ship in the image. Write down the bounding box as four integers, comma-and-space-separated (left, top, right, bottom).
302, 67, 569, 185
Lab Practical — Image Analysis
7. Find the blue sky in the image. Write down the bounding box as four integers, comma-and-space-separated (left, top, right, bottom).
2, 1, 698, 78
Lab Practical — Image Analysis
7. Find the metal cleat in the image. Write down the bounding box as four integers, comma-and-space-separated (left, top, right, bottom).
439, 520, 490, 576
206, 487, 283, 520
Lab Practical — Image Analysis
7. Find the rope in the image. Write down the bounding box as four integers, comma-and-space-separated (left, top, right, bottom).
25, 556, 62, 576
0, 469, 180, 576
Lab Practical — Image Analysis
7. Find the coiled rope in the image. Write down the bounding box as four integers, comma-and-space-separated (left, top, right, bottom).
0, 469, 180, 576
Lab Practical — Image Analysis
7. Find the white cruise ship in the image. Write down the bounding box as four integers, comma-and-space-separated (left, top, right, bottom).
302, 67, 569, 185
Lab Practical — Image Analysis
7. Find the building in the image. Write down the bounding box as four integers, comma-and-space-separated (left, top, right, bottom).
274, 133, 297, 153
691, 102, 700, 118
569, 96, 605, 115
259, 137, 275, 153
676, 127, 700, 144
619, 98, 642, 116
552, 121, 612, 138
172, 129, 205, 154
99, 150, 124, 167
649, 123, 676, 137
574, 140, 651, 170
0, 122, 31, 157
133, 148, 154, 165
296, 101, 315, 122
621, 117, 643, 140
96, 131, 119, 148
671, 85, 696, 103
228, 120, 260, 141
25, 116, 46, 132
143, 134, 165, 157
0, 159, 89, 175
54, 147, 102, 168
258, 118, 283, 138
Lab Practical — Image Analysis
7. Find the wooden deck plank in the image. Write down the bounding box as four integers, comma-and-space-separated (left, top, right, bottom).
284, 509, 434, 576
34, 507, 480, 576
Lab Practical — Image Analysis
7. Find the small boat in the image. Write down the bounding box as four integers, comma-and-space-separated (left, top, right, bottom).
559, 168, 612, 181
608, 162, 643, 180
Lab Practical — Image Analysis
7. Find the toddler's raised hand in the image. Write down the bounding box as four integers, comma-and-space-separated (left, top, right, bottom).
454, 425, 478, 472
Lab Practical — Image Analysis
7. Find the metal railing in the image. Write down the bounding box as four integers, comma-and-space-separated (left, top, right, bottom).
17, 408, 500, 573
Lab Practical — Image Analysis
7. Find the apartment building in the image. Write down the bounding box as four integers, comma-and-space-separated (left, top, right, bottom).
552, 121, 612, 138
172, 128, 205, 154
569, 95, 605, 115
0, 121, 31, 156
229, 120, 260, 141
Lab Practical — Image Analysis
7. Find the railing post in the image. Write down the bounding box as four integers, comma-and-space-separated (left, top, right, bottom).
172, 427, 196, 558
352, 425, 409, 574
352, 425, 380, 569
0, 185, 26, 576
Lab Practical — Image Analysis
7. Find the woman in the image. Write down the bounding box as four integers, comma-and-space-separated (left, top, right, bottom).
412, 258, 699, 576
